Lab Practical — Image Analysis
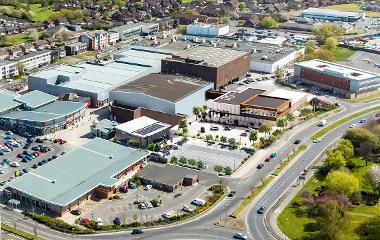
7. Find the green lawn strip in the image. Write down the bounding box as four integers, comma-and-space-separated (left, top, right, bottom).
331, 47, 356, 61
311, 106, 380, 140
1, 223, 43, 240
322, 4, 380, 17
229, 176, 274, 218
273, 144, 307, 175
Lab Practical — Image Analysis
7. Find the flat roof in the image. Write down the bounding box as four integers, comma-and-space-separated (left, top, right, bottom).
264, 89, 308, 105
14, 90, 58, 109
7, 138, 149, 207
243, 95, 289, 109
0, 60, 15, 66
173, 46, 249, 67
301, 8, 362, 18
296, 59, 380, 81
213, 88, 266, 105
0, 90, 21, 113
114, 73, 211, 102
1, 101, 85, 122
116, 116, 170, 138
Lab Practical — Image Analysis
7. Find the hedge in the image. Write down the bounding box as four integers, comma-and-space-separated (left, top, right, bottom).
1, 223, 43, 240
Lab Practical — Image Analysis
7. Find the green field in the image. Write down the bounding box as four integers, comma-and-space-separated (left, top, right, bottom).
278, 158, 377, 240
331, 47, 356, 61
0, 4, 55, 22
322, 4, 380, 18
311, 105, 380, 140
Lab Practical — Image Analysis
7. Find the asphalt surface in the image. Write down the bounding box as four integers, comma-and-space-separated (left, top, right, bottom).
1, 101, 378, 240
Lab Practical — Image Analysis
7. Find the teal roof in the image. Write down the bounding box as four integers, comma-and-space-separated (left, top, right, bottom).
14, 90, 58, 109
1, 101, 85, 122
7, 138, 149, 207
0, 90, 21, 113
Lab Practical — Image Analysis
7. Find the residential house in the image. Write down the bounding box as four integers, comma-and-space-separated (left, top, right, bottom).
108, 31, 119, 45
0, 60, 18, 79
34, 40, 50, 50
20, 43, 36, 54
54, 17, 69, 26
16, 50, 51, 71
244, 16, 261, 28
274, 3, 288, 12
31, 22, 45, 31
65, 42, 86, 56
0, 49, 9, 60
174, 13, 209, 25
51, 46, 66, 61
8, 47, 23, 58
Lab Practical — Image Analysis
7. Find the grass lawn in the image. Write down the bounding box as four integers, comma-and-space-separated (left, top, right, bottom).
343, 92, 380, 103
278, 157, 379, 240
30, 4, 55, 22
311, 105, 380, 140
322, 4, 380, 18
331, 47, 356, 61
1, 223, 43, 240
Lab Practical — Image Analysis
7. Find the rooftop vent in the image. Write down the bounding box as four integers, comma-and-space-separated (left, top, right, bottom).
51, 180, 56, 184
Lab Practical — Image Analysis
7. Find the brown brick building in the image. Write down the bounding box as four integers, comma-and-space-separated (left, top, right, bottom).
161, 46, 250, 89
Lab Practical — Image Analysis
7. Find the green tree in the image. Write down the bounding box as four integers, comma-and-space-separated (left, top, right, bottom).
249, 130, 258, 143
179, 119, 188, 129
220, 136, 227, 144
238, 2, 246, 10
277, 118, 288, 129
315, 200, 347, 240
324, 150, 346, 171
364, 165, 380, 196
188, 159, 197, 166
326, 171, 360, 196
336, 139, 354, 160
178, 156, 187, 165
153, 144, 161, 152
324, 37, 337, 50
224, 166, 233, 175
286, 113, 295, 122
205, 134, 214, 142
358, 216, 380, 240
259, 123, 272, 137
344, 128, 379, 150
314, 48, 336, 62
305, 40, 318, 55
196, 160, 205, 169
359, 141, 375, 166
192, 106, 201, 119
313, 23, 343, 43
260, 16, 278, 29
228, 138, 237, 147
214, 165, 224, 173
170, 156, 178, 164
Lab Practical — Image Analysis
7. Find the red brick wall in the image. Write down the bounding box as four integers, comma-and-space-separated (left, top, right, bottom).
300, 68, 350, 91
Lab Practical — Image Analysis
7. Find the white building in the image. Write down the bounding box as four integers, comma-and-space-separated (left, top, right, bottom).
0, 60, 18, 79
300, 8, 364, 22
16, 50, 51, 72
263, 89, 308, 112
186, 23, 230, 37
108, 31, 119, 45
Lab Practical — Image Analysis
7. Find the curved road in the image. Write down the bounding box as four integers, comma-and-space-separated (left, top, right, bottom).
1, 101, 379, 240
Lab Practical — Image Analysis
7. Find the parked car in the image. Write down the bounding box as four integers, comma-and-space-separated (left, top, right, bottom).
294, 139, 301, 144
145, 201, 153, 209
162, 212, 173, 219
32, 164, 38, 169
10, 162, 19, 167
257, 163, 264, 169
257, 206, 265, 214
5, 131, 13, 135
131, 228, 143, 234
139, 203, 147, 209
144, 184, 152, 190
350, 124, 356, 128
233, 232, 248, 240
96, 218, 103, 226
23, 132, 32, 138
70, 209, 81, 216
240, 132, 247, 137
182, 205, 193, 213
0, 169, 4, 174
113, 217, 121, 225
359, 119, 366, 123
224, 126, 231, 131
200, 127, 205, 133
265, 156, 272, 162
191, 198, 205, 206
270, 152, 277, 158
35, 138, 44, 143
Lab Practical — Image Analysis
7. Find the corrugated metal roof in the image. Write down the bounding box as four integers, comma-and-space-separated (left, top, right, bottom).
14, 90, 58, 109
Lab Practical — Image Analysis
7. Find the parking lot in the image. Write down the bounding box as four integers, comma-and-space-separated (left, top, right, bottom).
0, 130, 70, 186
67, 164, 219, 225
341, 50, 380, 74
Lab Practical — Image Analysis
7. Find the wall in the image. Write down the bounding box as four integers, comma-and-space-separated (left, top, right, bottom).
175, 83, 212, 115
299, 68, 351, 91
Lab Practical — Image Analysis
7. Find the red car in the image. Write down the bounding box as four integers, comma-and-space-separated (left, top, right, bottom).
265, 156, 272, 162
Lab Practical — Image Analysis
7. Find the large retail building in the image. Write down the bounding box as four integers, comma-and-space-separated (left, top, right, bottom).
4, 138, 149, 216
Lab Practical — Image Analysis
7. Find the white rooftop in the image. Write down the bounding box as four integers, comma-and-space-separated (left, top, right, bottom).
296, 59, 380, 81
115, 116, 170, 138
264, 89, 308, 105
301, 8, 363, 18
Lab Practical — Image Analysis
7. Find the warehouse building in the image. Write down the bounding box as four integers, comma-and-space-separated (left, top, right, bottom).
209, 88, 293, 127
186, 23, 230, 37
264, 89, 308, 112
90, 119, 118, 139
115, 116, 171, 147
295, 59, 380, 98
161, 46, 250, 89
0, 90, 86, 135
4, 138, 149, 216
28, 47, 172, 107
109, 22, 159, 41
300, 8, 364, 22
110, 73, 212, 124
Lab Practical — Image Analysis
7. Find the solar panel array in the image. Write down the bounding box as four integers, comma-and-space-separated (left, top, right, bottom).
133, 123, 166, 136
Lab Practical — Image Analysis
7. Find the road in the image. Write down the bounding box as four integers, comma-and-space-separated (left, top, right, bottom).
1, 100, 378, 240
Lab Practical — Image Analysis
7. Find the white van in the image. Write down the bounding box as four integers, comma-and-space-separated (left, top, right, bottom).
318, 119, 327, 126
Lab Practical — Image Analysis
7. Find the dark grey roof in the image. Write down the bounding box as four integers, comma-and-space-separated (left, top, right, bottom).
213, 88, 266, 105
243, 95, 289, 109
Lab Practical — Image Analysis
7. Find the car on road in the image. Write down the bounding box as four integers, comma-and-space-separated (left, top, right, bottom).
313, 138, 321, 143
350, 124, 357, 128
359, 119, 366, 123
294, 139, 301, 144
257, 206, 265, 214
257, 163, 264, 169
10, 162, 19, 167
265, 156, 272, 162
233, 232, 247, 240
139, 203, 147, 209
228, 191, 236, 197
270, 152, 277, 158
191, 198, 206, 206
131, 228, 144, 234
70, 209, 81, 216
